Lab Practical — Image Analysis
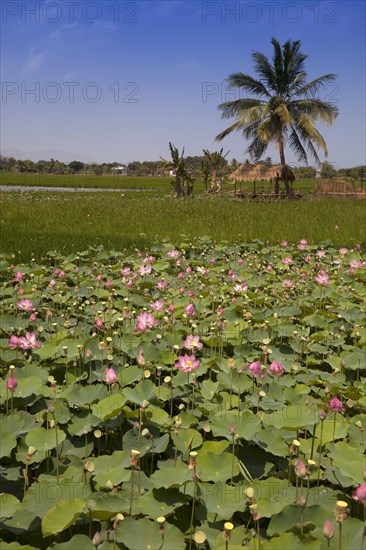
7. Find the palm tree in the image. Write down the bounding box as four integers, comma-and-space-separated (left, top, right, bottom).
203, 148, 230, 192
216, 37, 338, 195
160, 143, 193, 197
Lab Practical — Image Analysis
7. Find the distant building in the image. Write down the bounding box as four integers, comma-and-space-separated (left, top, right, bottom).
315, 167, 321, 179
111, 165, 128, 175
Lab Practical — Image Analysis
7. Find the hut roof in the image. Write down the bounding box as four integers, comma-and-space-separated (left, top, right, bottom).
229, 163, 295, 183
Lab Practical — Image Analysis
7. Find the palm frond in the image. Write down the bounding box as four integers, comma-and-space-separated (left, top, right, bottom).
289, 99, 339, 124
218, 98, 265, 119
295, 74, 337, 98
288, 127, 309, 164
226, 73, 271, 98
252, 52, 276, 91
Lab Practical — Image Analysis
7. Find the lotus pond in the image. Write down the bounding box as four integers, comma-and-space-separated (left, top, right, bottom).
0, 239, 365, 550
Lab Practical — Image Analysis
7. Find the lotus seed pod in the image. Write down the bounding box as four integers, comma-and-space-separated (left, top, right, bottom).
84, 461, 95, 473
193, 531, 207, 544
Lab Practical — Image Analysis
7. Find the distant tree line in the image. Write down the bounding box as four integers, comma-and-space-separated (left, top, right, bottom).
0, 155, 364, 183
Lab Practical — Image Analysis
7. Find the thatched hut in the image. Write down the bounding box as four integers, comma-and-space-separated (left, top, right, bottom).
229, 163, 296, 196
314, 178, 358, 197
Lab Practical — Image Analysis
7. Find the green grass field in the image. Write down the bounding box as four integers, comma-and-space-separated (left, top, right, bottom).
0, 172, 317, 194
1, 191, 365, 261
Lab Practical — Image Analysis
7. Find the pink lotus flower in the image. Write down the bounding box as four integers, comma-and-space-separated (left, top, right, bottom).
9, 335, 20, 349
157, 280, 168, 290
268, 361, 284, 376
18, 332, 41, 350
315, 270, 330, 286
150, 300, 164, 312
185, 303, 195, 316
175, 354, 200, 373
183, 335, 203, 351
95, 318, 104, 329
352, 483, 366, 505
17, 299, 33, 312
323, 519, 334, 540
328, 396, 344, 413
247, 361, 264, 378
281, 257, 293, 264
281, 241, 288, 247
167, 250, 179, 258
135, 312, 158, 333
29, 313, 37, 323
7, 375, 17, 392
13, 271, 24, 282
138, 264, 152, 276
49, 279, 56, 288
105, 367, 118, 385
295, 458, 306, 478
282, 279, 293, 288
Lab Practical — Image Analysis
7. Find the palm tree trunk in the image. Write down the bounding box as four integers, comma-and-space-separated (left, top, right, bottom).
278, 136, 292, 196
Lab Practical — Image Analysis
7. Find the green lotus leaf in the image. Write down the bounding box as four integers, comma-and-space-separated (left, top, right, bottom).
92, 451, 131, 474
120, 365, 142, 386
133, 487, 190, 519
140, 342, 162, 362
150, 460, 192, 489
268, 504, 331, 537
146, 407, 171, 427
326, 441, 365, 483
91, 393, 126, 421
210, 410, 261, 441
52, 535, 94, 550
62, 384, 108, 406
271, 405, 318, 430
197, 451, 238, 482
254, 428, 289, 457
0, 494, 20, 520
21, 477, 86, 518
200, 440, 229, 454
93, 466, 131, 489
312, 417, 349, 446
116, 517, 186, 549
340, 349, 366, 370
200, 481, 245, 519
122, 379, 159, 406
173, 428, 203, 455
35, 342, 62, 361
262, 532, 321, 549
0, 543, 38, 550
67, 413, 101, 436
1, 377, 43, 400
2, 509, 38, 534
88, 492, 130, 520
25, 427, 66, 452
0, 432, 18, 458
312, 518, 364, 550
42, 498, 85, 537
200, 379, 220, 400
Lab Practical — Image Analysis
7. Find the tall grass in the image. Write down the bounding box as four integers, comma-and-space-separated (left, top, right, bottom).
1, 192, 365, 261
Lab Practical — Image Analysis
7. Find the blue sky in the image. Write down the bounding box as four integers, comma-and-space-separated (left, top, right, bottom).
1, 0, 365, 167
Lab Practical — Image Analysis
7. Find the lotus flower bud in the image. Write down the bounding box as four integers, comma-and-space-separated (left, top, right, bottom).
323, 519, 334, 540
